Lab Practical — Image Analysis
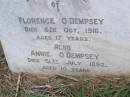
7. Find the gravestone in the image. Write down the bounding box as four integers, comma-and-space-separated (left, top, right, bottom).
0, 0, 130, 76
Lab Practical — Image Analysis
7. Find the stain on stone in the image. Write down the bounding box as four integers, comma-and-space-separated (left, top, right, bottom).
83, 0, 89, 3
26, 0, 29, 2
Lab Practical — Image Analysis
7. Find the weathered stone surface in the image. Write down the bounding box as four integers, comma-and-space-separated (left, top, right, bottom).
0, 0, 130, 76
